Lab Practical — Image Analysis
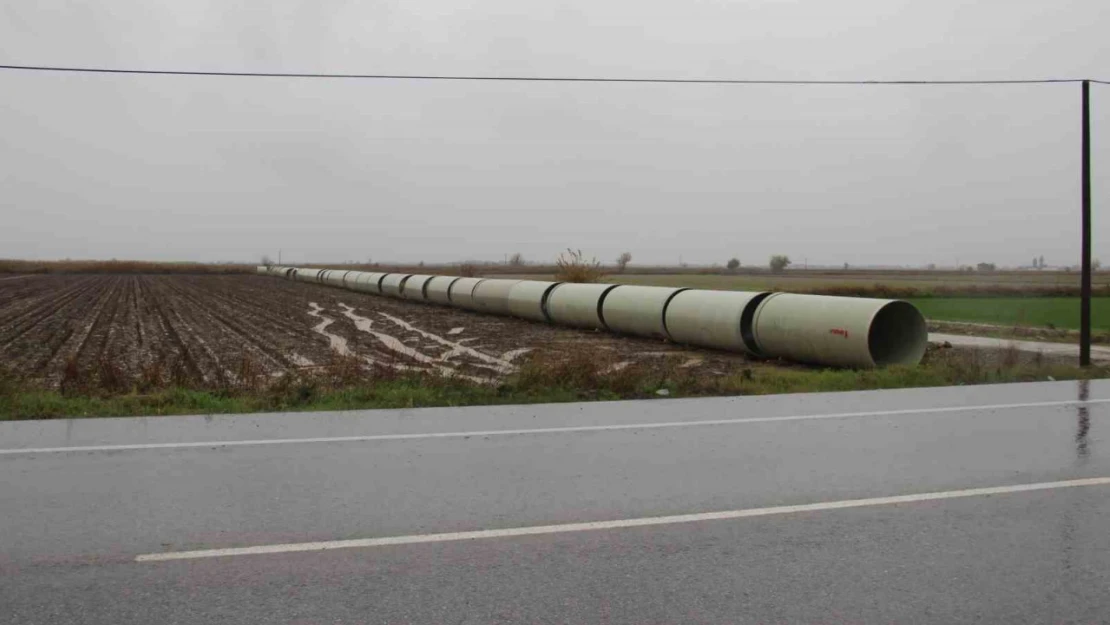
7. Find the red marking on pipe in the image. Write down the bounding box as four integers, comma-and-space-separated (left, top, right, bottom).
830, 328, 850, 338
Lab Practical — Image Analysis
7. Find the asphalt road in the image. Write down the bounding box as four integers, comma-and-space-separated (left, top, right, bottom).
2, 380, 1108, 624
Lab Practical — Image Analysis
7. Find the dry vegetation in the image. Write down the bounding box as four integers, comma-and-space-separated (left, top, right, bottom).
3, 336, 1103, 420
0, 259, 252, 275
553, 249, 606, 283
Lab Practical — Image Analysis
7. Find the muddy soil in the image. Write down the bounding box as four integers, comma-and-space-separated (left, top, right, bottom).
0, 275, 761, 389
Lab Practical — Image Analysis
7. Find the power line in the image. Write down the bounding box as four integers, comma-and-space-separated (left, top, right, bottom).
1, 63, 1108, 85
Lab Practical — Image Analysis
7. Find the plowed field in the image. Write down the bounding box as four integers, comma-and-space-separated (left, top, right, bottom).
0, 275, 752, 389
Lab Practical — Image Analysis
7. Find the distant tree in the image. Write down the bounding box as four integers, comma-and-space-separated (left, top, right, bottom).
1039, 255, 1046, 269
616, 252, 633, 273
261, 255, 273, 267
927, 263, 937, 270
843, 262, 850, 270
1032, 257, 1038, 269
509, 253, 525, 266
418, 260, 425, 268
1095, 258, 1103, 271
726, 258, 741, 272
976, 262, 997, 272
769, 255, 791, 273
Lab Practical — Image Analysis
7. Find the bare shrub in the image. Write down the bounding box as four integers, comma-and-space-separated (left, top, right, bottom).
95, 356, 128, 393
236, 350, 265, 392
459, 263, 479, 277
999, 342, 1022, 369
513, 350, 658, 396
138, 355, 167, 392
168, 354, 195, 388
323, 352, 365, 388
554, 249, 605, 283
515, 350, 613, 391
59, 354, 88, 396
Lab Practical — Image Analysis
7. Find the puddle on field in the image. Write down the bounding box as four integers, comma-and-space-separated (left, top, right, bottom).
501, 348, 533, 362
289, 353, 315, 367
376, 311, 516, 374
307, 303, 352, 355
338, 304, 438, 364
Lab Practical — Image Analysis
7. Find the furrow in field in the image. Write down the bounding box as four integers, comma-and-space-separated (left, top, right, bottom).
0, 277, 103, 349
178, 276, 315, 338
166, 277, 307, 370
141, 277, 209, 383
159, 277, 297, 372
1, 277, 110, 376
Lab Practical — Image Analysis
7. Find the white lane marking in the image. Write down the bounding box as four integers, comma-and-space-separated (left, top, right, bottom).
3, 398, 1106, 456
135, 476, 1110, 562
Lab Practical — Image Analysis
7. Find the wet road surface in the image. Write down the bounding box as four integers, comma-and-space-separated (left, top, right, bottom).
2, 380, 1108, 624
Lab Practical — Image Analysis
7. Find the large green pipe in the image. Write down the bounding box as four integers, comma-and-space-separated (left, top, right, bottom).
401, 275, 436, 301
602, 285, 688, 339
425, 276, 461, 305
750, 293, 927, 367
448, 278, 485, 310
471, 279, 523, 316
663, 289, 770, 354
545, 283, 619, 330
379, 274, 411, 298
268, 267, 928, 368
507, 280, 562, 322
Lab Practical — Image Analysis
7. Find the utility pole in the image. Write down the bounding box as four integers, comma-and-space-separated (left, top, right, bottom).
1080, 80, 1092, 366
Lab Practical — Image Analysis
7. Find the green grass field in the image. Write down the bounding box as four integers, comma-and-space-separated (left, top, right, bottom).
907, 297, 1110, 331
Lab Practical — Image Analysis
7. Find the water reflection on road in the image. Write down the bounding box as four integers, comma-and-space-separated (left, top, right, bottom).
1077, 379, 1090, 462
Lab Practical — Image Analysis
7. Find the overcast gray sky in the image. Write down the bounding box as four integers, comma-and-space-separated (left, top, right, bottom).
1, 0, 1107, 267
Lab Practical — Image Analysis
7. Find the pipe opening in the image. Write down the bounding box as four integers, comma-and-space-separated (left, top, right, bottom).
867, 301, 928, 366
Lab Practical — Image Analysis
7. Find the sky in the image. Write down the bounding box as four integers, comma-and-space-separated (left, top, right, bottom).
1, 0, 1107, 268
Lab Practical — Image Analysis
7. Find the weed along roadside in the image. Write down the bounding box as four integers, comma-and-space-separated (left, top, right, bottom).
2, 346, 1107, 419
